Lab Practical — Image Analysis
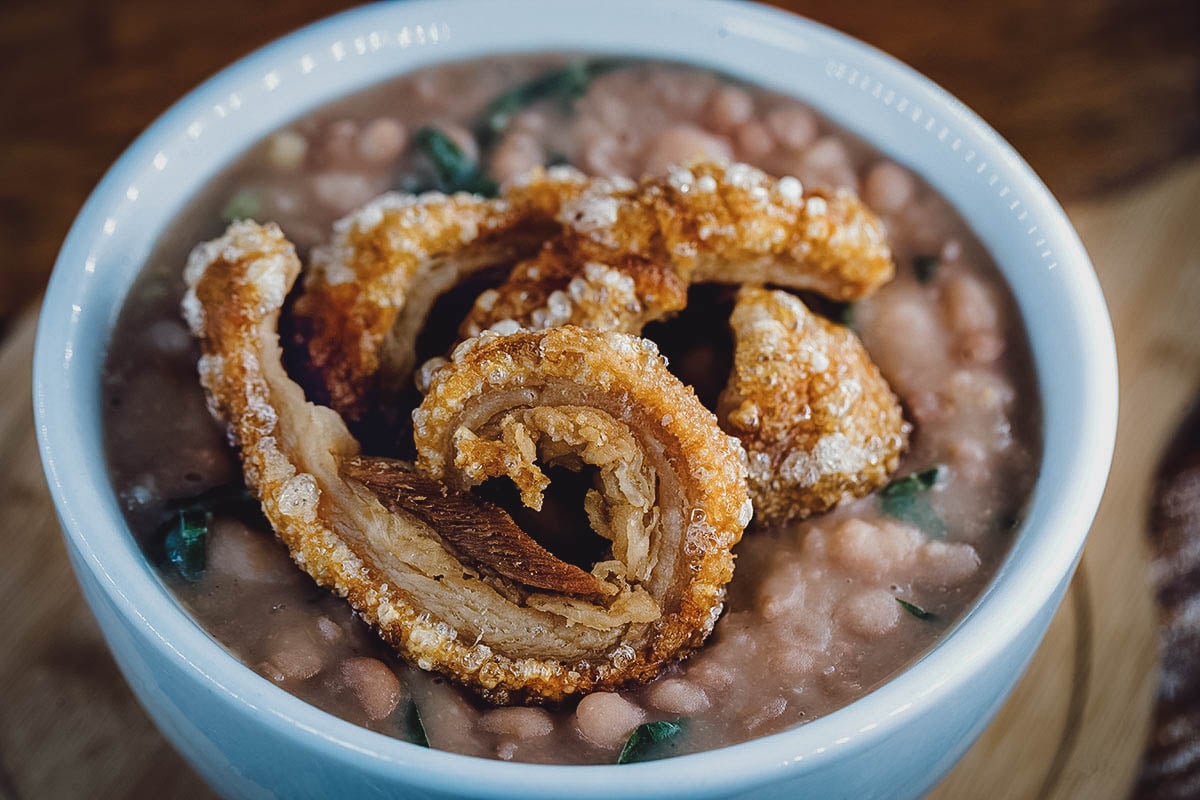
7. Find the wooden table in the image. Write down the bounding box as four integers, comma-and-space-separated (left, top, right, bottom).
1, 2, 1197, 798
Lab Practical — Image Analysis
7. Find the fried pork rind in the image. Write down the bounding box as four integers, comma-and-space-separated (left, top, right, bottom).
414, 326, 752, 665
455, 163, 903, 523
463, 239, 688, 339
292, 167, 591, 420
184, 221, 751, 703
719, 287, 910, 524
294, 161, 893, 423
461, 161, 893, 337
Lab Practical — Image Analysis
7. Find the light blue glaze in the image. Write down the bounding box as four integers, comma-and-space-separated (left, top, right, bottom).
34, 2, 1118, 797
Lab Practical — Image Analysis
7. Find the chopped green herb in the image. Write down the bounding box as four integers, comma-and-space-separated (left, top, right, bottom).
883, 492, 947, 538
913, 253, 940, 284
404, 700, 430, 747
220, 189, 261, 223
165, 509, 209, 581
401, 60, 627, 194
881, 466, 944, 498
896, 597, 938, 621
155, 482, 264, 579
413, 126, 497, 196
880, 466, 947, 538
480, 59, 628, 142
618, 720, 683, 764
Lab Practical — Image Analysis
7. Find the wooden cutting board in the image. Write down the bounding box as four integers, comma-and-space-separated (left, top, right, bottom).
931, 160, 1200, 798
1, 160, 1197, 799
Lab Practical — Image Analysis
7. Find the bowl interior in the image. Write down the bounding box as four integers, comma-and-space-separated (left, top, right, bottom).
34, 0, 1117, 796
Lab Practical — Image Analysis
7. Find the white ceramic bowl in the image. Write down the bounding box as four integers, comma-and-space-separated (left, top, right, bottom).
34, 1, 1117, 797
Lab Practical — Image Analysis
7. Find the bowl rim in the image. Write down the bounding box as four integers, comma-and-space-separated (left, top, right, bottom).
34, 0, 1118, 796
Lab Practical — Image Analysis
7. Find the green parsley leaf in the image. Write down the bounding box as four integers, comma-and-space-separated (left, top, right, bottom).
882, 492, 947, 538
880, 466, 947, 538
480, 59, 628, 141
896, 597, 937, 621
156, 482, 265, 581
618, 720, 683, 764
405, 701, 430, 748
165, 509, 209, 581
881, 466, 944, 497
413, 126, 497, 196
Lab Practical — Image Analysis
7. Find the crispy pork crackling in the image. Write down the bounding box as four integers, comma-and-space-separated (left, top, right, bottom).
183, 221, 751, 703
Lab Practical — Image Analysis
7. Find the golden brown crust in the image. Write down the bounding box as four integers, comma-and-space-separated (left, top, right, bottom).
461, 161, 894, 337
414, 325, 752, 681
292, 168, 592, 420
294, 162, 893, 423
184, 222, 750, 704
450, 164, 903, 524
460, 240, 688, 339
718, 287, 910, 524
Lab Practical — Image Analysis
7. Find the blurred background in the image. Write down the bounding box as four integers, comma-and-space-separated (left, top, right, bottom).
0, 1, 1196, 798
